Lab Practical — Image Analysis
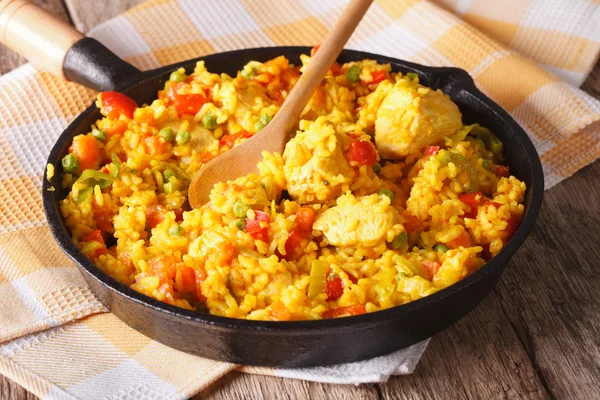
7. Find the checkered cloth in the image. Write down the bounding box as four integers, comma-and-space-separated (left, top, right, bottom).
1, 0, 599, 398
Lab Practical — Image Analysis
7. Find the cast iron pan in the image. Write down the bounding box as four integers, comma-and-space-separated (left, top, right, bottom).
4, 4, 544, 367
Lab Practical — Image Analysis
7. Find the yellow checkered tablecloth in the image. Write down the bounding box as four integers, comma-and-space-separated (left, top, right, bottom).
0, 0, 599, 398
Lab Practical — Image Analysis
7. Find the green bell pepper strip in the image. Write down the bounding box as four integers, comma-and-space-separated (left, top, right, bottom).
308, 260, 328, 298
435, 149, 479, 193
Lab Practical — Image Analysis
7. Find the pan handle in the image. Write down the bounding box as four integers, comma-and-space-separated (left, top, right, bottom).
0, 0, 141, 91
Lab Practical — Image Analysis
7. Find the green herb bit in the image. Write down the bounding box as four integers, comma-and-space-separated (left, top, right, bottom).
233, 201, 251, 218
373, 162, 382, 174
76, 169, 114, 189
169, 70, 186, 83
241, 67, 255, 80
169, 223, 184, 237
391, 231, 408, 249
92, 129, 107, 142
61, 153, 79, 175
346, 65, 361, 82
406, 72, 418, 81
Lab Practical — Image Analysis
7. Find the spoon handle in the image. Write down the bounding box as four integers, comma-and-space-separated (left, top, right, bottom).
272, 0, 373, 137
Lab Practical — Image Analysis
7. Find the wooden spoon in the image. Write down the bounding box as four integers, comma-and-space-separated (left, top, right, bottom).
188, 0, 373, 208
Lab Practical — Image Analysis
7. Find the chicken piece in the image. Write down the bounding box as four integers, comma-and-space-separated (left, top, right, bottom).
313, 193, 403, 247
375, 79, 462, 158
283, 119, 355, 204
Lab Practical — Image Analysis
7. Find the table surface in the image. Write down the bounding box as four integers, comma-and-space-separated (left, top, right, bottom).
1, 1, 599, 399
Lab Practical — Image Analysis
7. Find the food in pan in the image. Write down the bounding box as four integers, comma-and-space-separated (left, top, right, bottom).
56, 51, 526, 320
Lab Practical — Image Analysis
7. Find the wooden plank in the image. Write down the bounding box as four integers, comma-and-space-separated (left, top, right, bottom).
0, 374, 37, 400
200, 372, 380, 400
492, 157, 600, 399
0, 0, 71, 75
378, 293, 550, 399
64, 0, 144, 32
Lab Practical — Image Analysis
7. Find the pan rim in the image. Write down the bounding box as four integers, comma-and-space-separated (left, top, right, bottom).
42, 46, 544, 334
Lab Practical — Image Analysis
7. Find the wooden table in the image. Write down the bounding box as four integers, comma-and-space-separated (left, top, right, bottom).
1, 1, 599, 399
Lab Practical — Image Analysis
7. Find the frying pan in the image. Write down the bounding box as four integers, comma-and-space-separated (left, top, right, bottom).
1, 1, 544, 367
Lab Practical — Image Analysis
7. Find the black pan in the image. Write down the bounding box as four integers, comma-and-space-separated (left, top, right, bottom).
38, 38, 544, 367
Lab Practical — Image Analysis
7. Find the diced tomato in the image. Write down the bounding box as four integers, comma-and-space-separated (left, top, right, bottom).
506, 212, 521, 238
106, 120, 128, 136
495, 165, 510, 178
270, 301, 292, 321
101, 91, 137, 119
94, 208, 114, 233
83, 229, 108, 258
217, 242, 235, 266
267, 87, 285, 105
244, 210, 270, 242
146, 204, 168, 229
219, 130, 252, 148
322, 305, 366, 319
147, 254, 177, 281
424, 146, 440, 156
365, 70, 386, 84
174, 208, 184, 222
174, 93, 206, 116
422, 260, 441, 281
69, 135, 101, 172
144, 135, 167, 156
118, 252, 135, 274
348, 140, 378, 167
311, 44, 321, 56
176, 266, 197, 293
326, 276, 343, 301
295, 207, 314, 233
459, 192, 484, 218
486, 201, 503, 209
446, 230, 472, 249
283, 229, 304, 261
330, 62, 342, 75
195, 269, 207, 302
199, 151, 215, 164
402, 212, 422, 233
281, 67, 300, 85
83, 229, 105, 246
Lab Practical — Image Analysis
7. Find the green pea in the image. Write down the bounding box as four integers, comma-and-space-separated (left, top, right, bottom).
346, 65, 361, 82
202, 112, 218, 130
176, 130, 191, 146
433, 244, 450, 253
233, 218, 246, 230
373, 162, 382, 174
169, 70, 186, 83
169, 223, 184, 237
233, 201, 250, 218
482, 159, 492, 170
61, 153, 79, 174
378, 189, 394, 202
391, 231, 408, 249
92, 129, 107, 142
159, 127, 175, 143
163, 169, 176, 182
241, 67, 255, 80
406, 72, 418, 81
